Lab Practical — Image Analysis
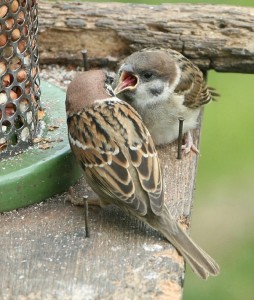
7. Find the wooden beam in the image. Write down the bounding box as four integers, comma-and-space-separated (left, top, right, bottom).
38, 2, 254, 73
0, 126, 200, 299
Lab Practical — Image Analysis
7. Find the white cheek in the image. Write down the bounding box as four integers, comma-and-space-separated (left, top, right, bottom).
133, 80, 173, 109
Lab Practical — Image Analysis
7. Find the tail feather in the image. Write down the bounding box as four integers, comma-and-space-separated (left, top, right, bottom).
146, 206, 220, 279
208, 86, 220, 100
169, 226, 220, 279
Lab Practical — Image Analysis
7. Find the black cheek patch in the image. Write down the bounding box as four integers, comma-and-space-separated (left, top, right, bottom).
149, 86, 164, 97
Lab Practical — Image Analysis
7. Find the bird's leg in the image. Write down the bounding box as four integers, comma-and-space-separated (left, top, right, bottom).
68, 186, 85, 206
67, 186, 100, 207
182, 130, 199, 154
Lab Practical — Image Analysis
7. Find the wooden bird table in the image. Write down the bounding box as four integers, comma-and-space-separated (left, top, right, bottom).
1, 1, 254, 299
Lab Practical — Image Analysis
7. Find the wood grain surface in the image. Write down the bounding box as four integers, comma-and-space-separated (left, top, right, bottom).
38, 2, 254, 73
1, 126, 201, 299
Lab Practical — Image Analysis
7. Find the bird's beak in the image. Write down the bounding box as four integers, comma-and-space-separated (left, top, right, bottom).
114, 66, 139, 95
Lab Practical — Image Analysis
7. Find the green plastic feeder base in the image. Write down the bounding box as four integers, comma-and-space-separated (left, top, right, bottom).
0, 81, 82, 212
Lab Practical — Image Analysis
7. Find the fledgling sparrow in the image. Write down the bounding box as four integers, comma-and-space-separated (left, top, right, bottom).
113, 48, 218, 153
66, 70, 219, 279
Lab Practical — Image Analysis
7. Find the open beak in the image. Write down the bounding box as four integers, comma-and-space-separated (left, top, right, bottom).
114, 70, 139, 95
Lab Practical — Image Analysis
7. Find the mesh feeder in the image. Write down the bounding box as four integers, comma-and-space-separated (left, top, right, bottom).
0, 1, 82, 212
0, 0, 40, 158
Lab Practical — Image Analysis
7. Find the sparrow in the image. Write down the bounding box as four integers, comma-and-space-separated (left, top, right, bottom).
113, 48, 219, 153
66, 69, 219, 279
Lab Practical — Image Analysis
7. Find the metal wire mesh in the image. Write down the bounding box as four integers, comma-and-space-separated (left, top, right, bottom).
0, 0, 40, 158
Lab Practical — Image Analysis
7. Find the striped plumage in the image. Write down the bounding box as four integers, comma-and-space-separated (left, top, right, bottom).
67, 96, 163, 216
66, 70, 219, 279
113, 48, 219, 152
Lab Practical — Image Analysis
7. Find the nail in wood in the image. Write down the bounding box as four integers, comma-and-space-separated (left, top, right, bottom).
177, 117, 184, 159
81, 49, 89, 71
83, 196, 90, 238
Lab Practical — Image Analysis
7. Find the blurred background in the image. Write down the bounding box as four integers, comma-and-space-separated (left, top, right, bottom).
52, 0, 254, 298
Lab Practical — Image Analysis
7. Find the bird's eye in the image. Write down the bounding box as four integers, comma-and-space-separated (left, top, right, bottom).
143, 72, 153, 80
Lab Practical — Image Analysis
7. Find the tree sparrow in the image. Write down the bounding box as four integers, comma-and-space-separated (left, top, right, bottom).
66, 70, 219, 279
113, 48, 218, 153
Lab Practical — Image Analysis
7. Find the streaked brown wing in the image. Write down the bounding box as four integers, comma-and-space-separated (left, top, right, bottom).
68, 108, 146, 214
67, 99, 163, 216
162, 48, 216, 108
173, 57, 212, 108
117, 102, 164, 215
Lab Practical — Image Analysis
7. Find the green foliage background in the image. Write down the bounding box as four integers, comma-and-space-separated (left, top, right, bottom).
54, 0, 254, 298
186, 71, 254, 300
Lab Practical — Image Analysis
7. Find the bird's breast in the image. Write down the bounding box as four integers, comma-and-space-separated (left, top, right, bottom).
136, 95, 201, 146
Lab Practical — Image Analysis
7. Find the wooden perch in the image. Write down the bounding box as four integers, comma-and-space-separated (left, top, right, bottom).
38, 2, 254, 73
0, 130, 200, 300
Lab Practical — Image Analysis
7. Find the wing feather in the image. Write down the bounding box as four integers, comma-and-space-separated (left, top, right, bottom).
68, 99, 163, 216
119, 102, 164, 215
165, 49, 217, 108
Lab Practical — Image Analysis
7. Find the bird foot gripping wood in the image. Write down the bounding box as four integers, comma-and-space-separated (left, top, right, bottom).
67, 186, 100, 207
181, 131, 199, 155
177, 120, 199, 159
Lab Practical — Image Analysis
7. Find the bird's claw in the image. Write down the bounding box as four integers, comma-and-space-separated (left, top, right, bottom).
181, 131, 199, 155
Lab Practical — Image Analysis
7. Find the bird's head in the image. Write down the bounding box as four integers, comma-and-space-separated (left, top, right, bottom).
66, 70, 114, 116
113, 49, 180, 109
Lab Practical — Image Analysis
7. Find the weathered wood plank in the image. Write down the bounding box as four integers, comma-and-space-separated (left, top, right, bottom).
38, 2, 254, 73
0, 124, 200, 299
